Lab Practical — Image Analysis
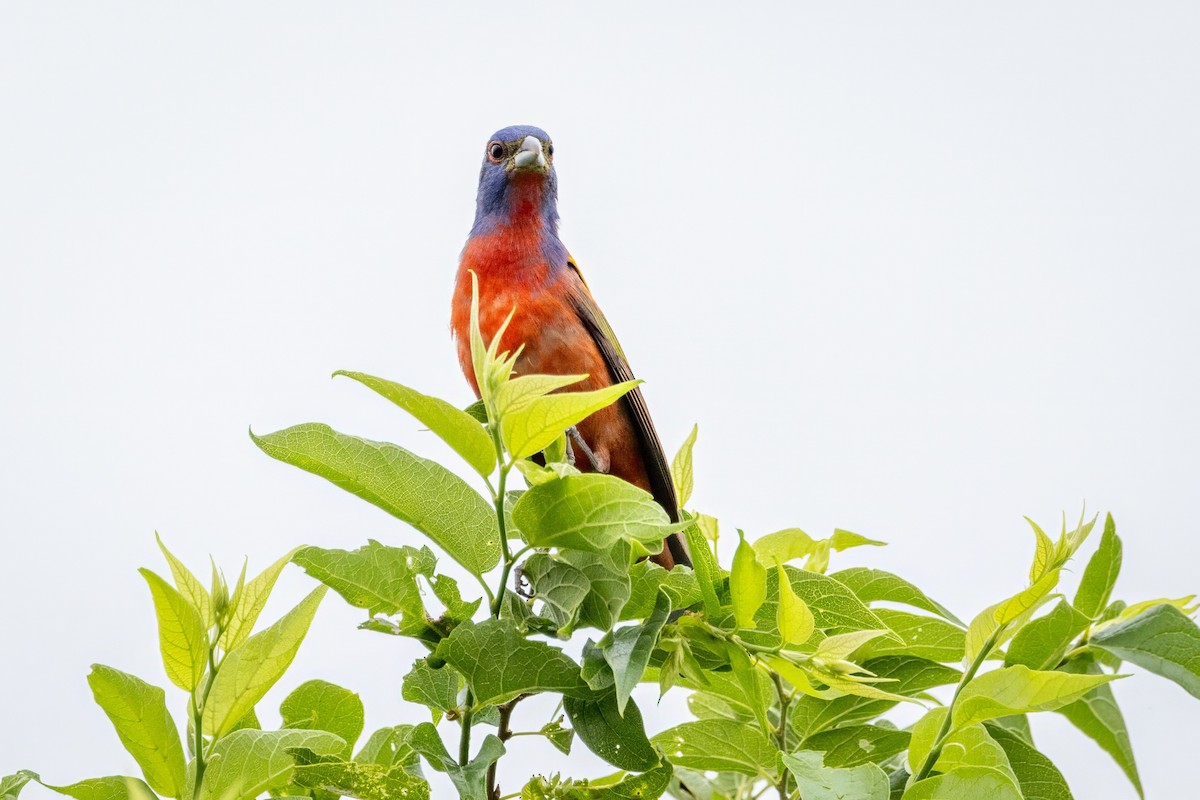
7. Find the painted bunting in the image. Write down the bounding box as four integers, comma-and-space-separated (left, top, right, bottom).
450, 125, 690, 569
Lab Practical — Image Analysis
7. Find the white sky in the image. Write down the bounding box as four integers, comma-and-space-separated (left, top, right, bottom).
2, 2, 1198, 798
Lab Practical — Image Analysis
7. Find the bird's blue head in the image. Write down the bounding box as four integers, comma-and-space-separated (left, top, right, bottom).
471, 125, 559, 237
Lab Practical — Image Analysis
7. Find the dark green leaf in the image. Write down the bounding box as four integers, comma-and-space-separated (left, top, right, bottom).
802, 725, 911, 768
433, 619, 589, 706
252, 424, 500, 575
986, 724, 1074, 800
603, 590, 672, 715
410, 722, 503, 800
1055, 655, 1141, 796
1074, 513, 1122, 619
1090, 604, 1200, 698
539, 718, 575, 755
564, 692, 659, 772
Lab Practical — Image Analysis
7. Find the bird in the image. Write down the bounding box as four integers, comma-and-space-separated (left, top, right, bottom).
450, 125, 691, 570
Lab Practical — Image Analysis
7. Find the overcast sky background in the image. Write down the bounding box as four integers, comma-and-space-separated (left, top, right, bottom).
2, 2, 1198, 797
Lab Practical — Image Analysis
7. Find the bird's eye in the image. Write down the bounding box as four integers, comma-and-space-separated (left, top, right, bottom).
487, 142, 504, 162
547, 143, 554, 157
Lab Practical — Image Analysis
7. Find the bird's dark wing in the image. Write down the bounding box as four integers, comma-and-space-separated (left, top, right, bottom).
564, 257, 691, 567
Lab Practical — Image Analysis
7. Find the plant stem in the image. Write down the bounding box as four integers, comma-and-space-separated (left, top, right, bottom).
770, 670, 793, 800
485, 697, 519, 799
191, 637, 221, 799
910, 627, 1003, 784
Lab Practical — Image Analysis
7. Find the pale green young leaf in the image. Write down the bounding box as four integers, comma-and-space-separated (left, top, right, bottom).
251, 424, 500, 575
904, 707, 947, 774
652, 719, 778, 777
964, 569, 1060, 665
1089, 604, 1200, 698
777, 566, 816, 645
564, 691, 659, 772
433, 618, 589, 706
197, 729, 344, 800
902, 766, 1022, 800
671, 424, 698, 507
1004, 600, 1090, 670
986, 724, 1075, 800
1027, 518, 1056, 582
33, 776, 158, 800
219, 546, 300, 652
831, 567, 963, 625
498, 376, 642, 460
1074, 514, 1122, 619
782, 751, 890, 800
139, 569, 208, 692
291, 541, 436, 619
829, 529, 887, 551
603, 590, 672, 715
755, 568, 890, 638
203, 586, 327, 738
814, 630, 891, 663
401, 659, 459, 724
694, 513, 719, 544
731, 531, 767, 629
683, 520, 722, 617
514, 457, 581, 486
802, 724, 911, 768
1055, 655, 1141, 797
726, 644, 772, 738
953, 664, 1121, 728
334, 370, 495, 477
1, 773, 33, 800
752, 528, 820, 569
411, 722, 503, 800
155, 533, 211, 628
512, 473, 684, 552
1094, 595, 1198, 633
279, 679, 364, 759
87, 665, 186, 798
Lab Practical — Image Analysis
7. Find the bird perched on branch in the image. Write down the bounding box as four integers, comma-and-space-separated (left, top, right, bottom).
450, 125, 690, 569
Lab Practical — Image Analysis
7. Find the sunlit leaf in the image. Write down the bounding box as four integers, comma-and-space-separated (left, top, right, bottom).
671, 424, 698, 508
731, 532, 767, 629
652, 719, 777, 777
1074, 514, 1122, 620
219, 546, 300, 652
952, 664, 1121, 728
139, 569, 208, 692
411, 722, 503, 800
280, 679, 365, 759
781, 751, 889, 800
198, 729, 344, 800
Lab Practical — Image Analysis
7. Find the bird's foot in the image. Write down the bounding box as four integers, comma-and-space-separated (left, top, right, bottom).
566, 426, 607, 473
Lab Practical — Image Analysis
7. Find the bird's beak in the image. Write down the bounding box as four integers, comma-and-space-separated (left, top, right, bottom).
512, 135, 548, 172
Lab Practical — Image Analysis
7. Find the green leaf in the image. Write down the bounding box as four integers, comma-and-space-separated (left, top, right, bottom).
218, 547, 300, 652
198, 729, 345, 800
433, 618, 589, 706
859, 610, 966, 662
292, 541, 437, 619
781, 751, 889, 800
830, 567, 963, 626
523, 553, 592, 634
279, 680, 365, 759
777, 566, 816, 645
1074, 514, 1122, 619
33, 777, 158, 800
1089, 604, 1200, 698
671, 424, 698, 507
564, 691, 659, 772
754, 568, 890, 638
828, 529, 887, 552
952, 664, 1120, 728
411, 722, 503, 800
653, 719, 777, 777
727, 644, 772, 738
86, 665, 186, 798
752, 528, 821, 569
1, 773, 33, 800
335, 370, 496, 477
604, 590, 672, 715
354, 725, 422, 770
622, 560, 701, 621
520, 763, 672, 799
1055, 655, 1141, 797
252, 424, 500, 575
683, 519, 722, 618
289, 746, 429, 800
986, 724, 1075, 800
155, 534, 212, 628
139, 569, 208, 692
512, 474, 684, 552
559, 544, 633, 631
539, 718, 575, 756
902, 767, 1021, 800
496, 374, 642, 459
790, 656, 960, 739
802, 725, 911, 768
1004, 600, 1090, 670
203, 586, 327, 738
731, 532, 767, 629
908, 713, 1015, 783
401, 659, 460, 724
964, 568, 1061, 665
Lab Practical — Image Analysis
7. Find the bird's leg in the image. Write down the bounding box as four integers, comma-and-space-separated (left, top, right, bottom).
567, 426, 607, 473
